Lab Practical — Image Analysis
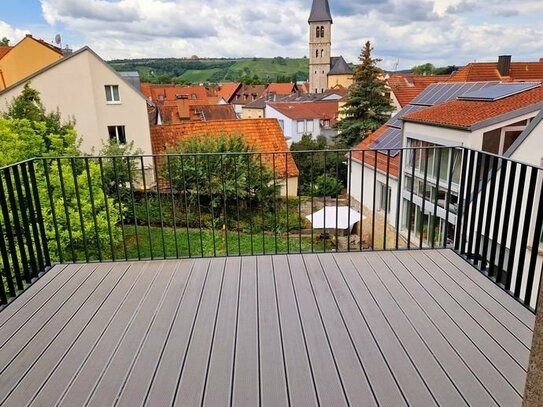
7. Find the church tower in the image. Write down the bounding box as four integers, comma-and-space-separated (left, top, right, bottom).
308, 0, 332, 93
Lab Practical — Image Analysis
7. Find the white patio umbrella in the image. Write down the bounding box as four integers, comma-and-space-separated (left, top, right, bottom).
305, 206, 365, 230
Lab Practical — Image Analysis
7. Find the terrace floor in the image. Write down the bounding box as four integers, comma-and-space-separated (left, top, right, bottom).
0, 250, 535, 406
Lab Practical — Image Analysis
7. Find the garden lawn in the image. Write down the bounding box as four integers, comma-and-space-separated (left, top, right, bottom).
115, 226, 329, 260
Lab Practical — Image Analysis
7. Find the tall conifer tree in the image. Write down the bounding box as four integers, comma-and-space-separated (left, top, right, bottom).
334, 41, 393, 146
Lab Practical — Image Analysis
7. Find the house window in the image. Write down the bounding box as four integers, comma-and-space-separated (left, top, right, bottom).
378, 182, 392, 213
278, 119, 284, 131
108, 126, 126, 144
297, 120, 305, 134
306, 120, 314, 133
105, 85, 120, 103
191, 93, 197, 99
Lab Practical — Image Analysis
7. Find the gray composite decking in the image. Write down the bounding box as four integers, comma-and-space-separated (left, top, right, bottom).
0, 249, 535, 406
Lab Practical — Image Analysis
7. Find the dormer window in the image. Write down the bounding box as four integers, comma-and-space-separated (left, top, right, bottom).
105, 85, 120, 103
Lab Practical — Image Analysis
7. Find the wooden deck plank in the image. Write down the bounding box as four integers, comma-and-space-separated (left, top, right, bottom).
172, 257, 227, 406
0, 263, 107, 396
302, 254, 377, 405
437, 249, 536, 329
202, 257, 241, 407
370, 251, 497, 406
231, 256, 260, 407
431, 251, 533, 348
271, 255, 318, 406
87, 261, 180, 406
287, 254, 349, 406
409, 250, 527, 394
419, 251, 531, 362
144, 258, 210, 406
56, 262, 163, 407
333, 253, 439, 406
0, 264, 69, 327
115, 260, 194, 406
392, 251, 522, 406
319, 254, 408, 407
2, 262, 133, 406
27, 262, 148, 407
256, 255, 289, 407
0, 250, 534, 407
0, 263, 90, 348
352, 252, 466, 406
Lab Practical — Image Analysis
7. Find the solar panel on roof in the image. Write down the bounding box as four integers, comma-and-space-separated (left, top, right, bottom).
410, 81, 499, 106
368, 127, 401, 157
457, 82, 541, 101
386, 105, 427, 128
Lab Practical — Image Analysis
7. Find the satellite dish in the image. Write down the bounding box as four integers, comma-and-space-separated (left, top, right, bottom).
54, 34, 61, 45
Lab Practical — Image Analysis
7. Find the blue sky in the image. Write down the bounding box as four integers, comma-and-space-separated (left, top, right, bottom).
1, 0, 543, 70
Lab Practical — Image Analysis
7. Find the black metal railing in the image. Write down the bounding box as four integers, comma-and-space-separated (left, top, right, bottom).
0, 147, 542, 311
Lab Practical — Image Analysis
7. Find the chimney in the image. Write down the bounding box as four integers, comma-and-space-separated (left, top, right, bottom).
497, 55, 512, 76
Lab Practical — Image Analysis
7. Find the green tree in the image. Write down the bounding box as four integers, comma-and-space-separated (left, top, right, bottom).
290, 134, 347, 196
0, 37, 9, 46
0, 85, 123, 261
412, 62, 436, 75
334, 41, 393, 146
3, 82, 79, 155
166, 134, 277, 213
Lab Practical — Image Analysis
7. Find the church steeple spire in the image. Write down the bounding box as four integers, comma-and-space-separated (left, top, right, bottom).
308, 0, 333, 23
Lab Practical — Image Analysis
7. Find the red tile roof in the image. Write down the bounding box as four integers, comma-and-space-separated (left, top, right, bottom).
403, 84, 543, 128
268, 101, 339, 124
0, 46, 12, 59
388, 74, 449, 107
150, 119, 299, 177
141, 84, 214, 103
216, 82, 241, 102
352, 127, 400, 177
449, 61, 543, 82
190, 104, 237, 121
266, 83, 298, 95
231, 85, 267, 106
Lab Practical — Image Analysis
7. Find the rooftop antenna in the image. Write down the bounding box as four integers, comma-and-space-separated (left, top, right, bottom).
393, 59, 399, 72
54, 34, 61, 48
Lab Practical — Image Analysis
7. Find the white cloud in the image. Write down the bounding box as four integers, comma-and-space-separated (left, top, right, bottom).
33, 0, 543, 70
0, 21, 30, 44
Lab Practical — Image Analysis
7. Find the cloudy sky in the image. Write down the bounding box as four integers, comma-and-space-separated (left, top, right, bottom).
1, 0, 543, 70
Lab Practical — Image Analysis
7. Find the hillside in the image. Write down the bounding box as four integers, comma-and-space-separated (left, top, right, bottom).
109, 57, 310, 84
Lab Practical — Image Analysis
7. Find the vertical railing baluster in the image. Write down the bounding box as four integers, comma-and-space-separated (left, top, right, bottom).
473, 153, 490, 266
432, 148, 442, 249
273, 153, 278, 255
360, 150, 365, 251
407, 149, 417, 249
206, 155, 217, 258
496, 161, 516, 284
194, 154, 204, 257
152, 156, 167, 258
395, 149, 403, 249
372, 150, 377, 250
140, 156, 153, 260
505, 163, 525, 291
112, 157, 128, 261
454, 148, 469, 252
514, 166, 537, 299
286, 152, 290, 254
384, 150, 391, 250
525, 169, 543, 307
247, 153, 254, 256
419, 147, 430, 249
347, 151, 352, 252
21, 162, 45, 272
259, 154, 265, 255
310, 151, 315, 253
98, 158, 115, 261
488, 157, 507, 278
444, 148, 455, 248
234, 154, 241, 256
220, 154, 229, 256
166, 155, 179, 258
0, 217, 12, 302
460, 150, 475, 256
126, 157, 140, 260
43, 159, 62, 263
180, 155, 192, 258
85, 158, 102, 262
71, 158, 89, 263
335, 151, 340, 253
468, 152, 482, 260
481, 155, 498, 271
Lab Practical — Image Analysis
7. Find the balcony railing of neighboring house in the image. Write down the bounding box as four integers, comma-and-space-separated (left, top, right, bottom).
0, 148, 542, 313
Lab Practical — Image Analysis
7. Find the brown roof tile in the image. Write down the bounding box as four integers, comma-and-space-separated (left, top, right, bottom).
449, 61, 543, 82
150, 119, 299, 177
268, 101, 339, 124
